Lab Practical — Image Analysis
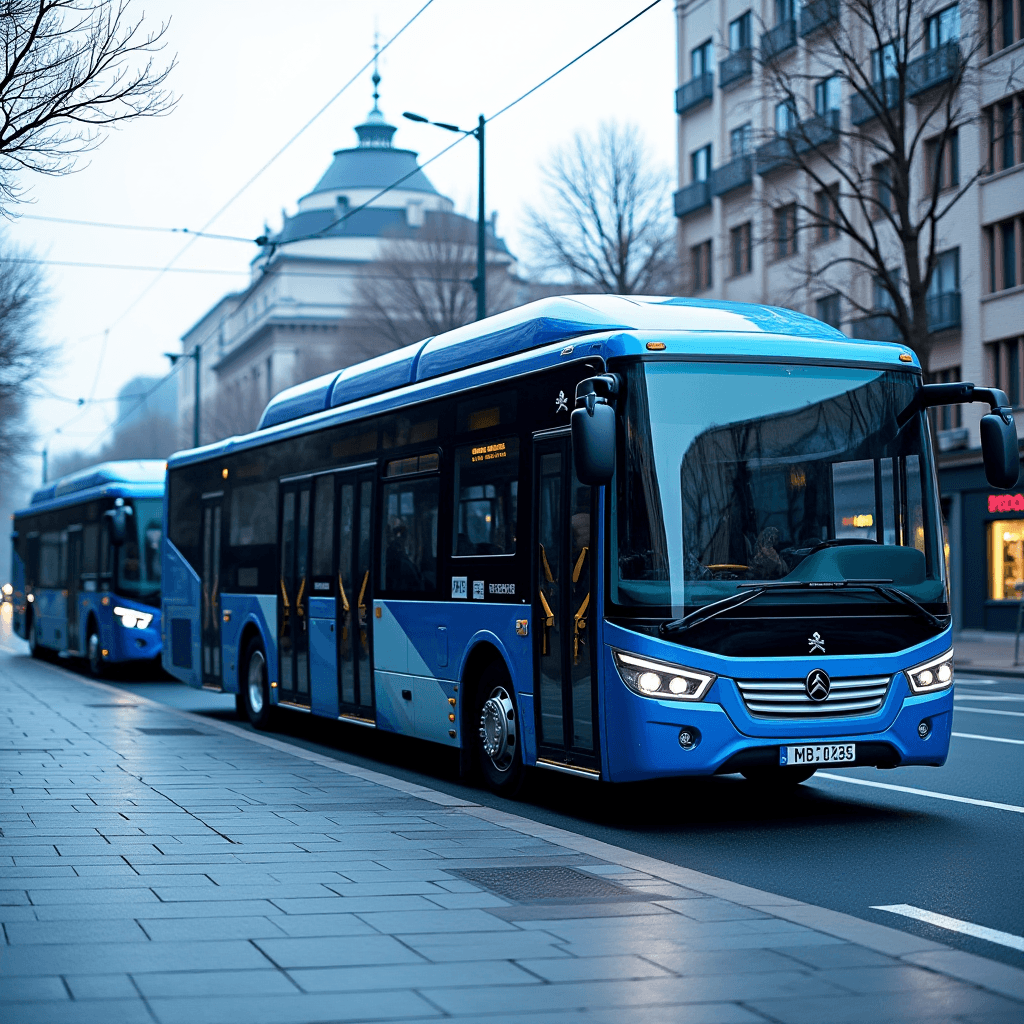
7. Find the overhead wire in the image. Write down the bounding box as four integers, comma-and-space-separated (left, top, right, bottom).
15, 213, 253, 242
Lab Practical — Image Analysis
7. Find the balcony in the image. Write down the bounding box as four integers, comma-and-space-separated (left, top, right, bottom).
675, 72, 714, 115
674, 180, 711, 218
850, 313, 902, 342
755, 134, 793, 175
907, 42, 962, 99
926, 290, 961, 332
719, 48, 752, 89
850, 78, 900, 125
795, 109, 841, 152
710, 154, 753, 196
761, 19, 797, 60
800, 0, 839, 37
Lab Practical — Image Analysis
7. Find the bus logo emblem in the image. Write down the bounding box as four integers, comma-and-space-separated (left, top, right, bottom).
805, 669, 831, 702
807, 631, 825, 654
555, 390, 568, 414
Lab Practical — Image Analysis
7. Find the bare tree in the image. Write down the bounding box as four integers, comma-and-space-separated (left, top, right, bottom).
0, 0, 176, 209
354, 211, 516, 351
525, 121, 677, 294
755, 0, 984, 365
0, 240, 47, 478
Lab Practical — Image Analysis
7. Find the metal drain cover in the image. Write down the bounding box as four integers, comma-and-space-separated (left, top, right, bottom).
454, 866, 646, 903
136, 727, 204, 736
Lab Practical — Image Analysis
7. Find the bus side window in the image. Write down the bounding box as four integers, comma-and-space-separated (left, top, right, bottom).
381, 454, 440, 594
452, 437, 519, 557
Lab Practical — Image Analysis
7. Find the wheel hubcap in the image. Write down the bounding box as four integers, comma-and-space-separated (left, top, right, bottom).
248, 651, 265, 715
479, 685, 516, 772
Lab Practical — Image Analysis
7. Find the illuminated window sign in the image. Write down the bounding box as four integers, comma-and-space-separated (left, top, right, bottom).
989, 494, 1024, 514
471, 441, 508, 464
841, 514, 874, 528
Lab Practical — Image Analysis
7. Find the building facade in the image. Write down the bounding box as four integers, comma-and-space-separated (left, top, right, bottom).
673, 0, 1024, 630
177, 77, 514, 446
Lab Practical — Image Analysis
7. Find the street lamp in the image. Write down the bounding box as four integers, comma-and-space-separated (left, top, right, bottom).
165, 347, 201, 449
403, 111, 487, 322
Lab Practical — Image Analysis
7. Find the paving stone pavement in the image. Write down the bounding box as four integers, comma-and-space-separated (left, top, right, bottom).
1, 652, 1022, 1024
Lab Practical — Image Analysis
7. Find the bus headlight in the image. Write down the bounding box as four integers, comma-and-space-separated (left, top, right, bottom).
613, 650, 716, 702
113, 607, 153, 630
906, 649, 953, 694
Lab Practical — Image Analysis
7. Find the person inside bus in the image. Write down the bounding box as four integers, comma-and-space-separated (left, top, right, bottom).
385, 518, 423, 591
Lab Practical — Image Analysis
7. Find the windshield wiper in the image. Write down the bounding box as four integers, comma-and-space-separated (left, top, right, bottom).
659, 578, 913, 637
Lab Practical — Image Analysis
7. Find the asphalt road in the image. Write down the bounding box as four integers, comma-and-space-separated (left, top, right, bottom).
3, 617, 1021, 970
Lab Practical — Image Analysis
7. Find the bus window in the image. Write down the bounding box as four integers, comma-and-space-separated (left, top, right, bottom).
453, 437, 519, 556
381, 456, 439, 593
39, 532, 60, 588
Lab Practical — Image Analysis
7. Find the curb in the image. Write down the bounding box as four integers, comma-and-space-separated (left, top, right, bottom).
39, 661, 1024, 1004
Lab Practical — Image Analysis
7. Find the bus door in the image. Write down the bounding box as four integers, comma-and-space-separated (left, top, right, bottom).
337, 469, 375, 722
200, 494, 223, 687
532, 432, 599, 774
66, 526, 83, 654
278, 480, 312, 706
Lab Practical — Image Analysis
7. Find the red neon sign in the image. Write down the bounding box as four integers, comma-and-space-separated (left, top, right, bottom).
989, 493, 1024, 513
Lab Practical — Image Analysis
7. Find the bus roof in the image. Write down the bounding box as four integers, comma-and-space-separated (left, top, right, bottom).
19, 460, 166, 518
256, 295, 863, 432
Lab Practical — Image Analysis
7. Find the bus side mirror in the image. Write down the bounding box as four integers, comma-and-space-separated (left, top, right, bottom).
572, 374, 619, 486
981, 409, 1020, 489
104, 499, 133, 547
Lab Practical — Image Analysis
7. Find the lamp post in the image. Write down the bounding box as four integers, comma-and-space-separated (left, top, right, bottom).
403, 111, 487, 322
165, 346, 201, 449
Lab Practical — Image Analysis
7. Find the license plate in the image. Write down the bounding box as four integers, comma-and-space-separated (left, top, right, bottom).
780, 743, 855, 766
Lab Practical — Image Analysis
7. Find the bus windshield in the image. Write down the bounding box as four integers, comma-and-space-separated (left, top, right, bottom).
612, 361, 945, 618
117, 498, 162, 603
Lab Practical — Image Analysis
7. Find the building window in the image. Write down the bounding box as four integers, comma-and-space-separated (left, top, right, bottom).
775, 99, 798, 135
691, 240, 713, 292
927, 366, 964, 431
985, 0, 1022, 54
873, 272, 899, 313
872, 161, 893, 219
985, 94, 1021, 175
814, 76, 841, 115
989, 337, 1024, 407
729, 222, 752, 277
691, 38, 713, 77
729, 123, 752, 158
926, 4, 960, 48
729, 11, 752, 51
871, 41, 901, 83
815, 293, 842, 328
987, 216, 1022, 292
815, 184, 840, 243
989, 520, 1024, 600
925, 130, 960, 191
691, 144, 712, 182
775, 0, 796, 23
774, 204, 798, 259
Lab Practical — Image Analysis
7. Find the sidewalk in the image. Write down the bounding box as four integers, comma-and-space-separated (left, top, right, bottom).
1, 653, 1022, 1024
954, 631, 1024, 678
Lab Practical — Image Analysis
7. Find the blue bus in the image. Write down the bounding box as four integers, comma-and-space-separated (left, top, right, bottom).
11, 461, 165, 674
161, 297, 1018, 793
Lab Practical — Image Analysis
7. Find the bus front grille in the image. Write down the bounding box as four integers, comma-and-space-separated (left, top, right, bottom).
735, 675, 891, 718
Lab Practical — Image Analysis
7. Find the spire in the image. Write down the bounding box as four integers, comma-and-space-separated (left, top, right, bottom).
355, 35, 396, 149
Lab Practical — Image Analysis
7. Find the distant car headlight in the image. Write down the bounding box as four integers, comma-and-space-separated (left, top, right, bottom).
906, 649, 953, 694
613, 650, 716, 702
113, 606, 153, 630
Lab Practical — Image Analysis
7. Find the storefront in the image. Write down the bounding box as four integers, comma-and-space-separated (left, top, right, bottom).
939, 448, 1024, 632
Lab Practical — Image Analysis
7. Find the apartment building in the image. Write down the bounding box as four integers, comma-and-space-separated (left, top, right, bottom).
673, 0, 1024, 630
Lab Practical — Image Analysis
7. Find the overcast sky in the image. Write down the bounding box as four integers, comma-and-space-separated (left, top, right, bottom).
13, 0, 676, 478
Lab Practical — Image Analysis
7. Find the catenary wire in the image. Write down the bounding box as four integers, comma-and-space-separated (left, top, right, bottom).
15, 213, 253, 242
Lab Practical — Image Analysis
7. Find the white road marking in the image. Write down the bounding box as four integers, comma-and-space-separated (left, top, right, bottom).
955, 706, 1024, 718
815, 773, 1024, 813
871, 904, 1024, 952
955, 694, 1024, 702
952, 731, 1024, 746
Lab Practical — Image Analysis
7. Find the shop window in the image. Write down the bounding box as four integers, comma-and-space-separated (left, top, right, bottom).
381, 456, 439, 593
989, 520, 1024, 599
453, 437, 519, 556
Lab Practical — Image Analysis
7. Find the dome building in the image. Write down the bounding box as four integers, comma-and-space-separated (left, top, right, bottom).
178, 71, 515, 444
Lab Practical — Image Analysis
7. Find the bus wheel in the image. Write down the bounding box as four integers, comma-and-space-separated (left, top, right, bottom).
475, 663, 525, 796
242, 637, 273, 730
28, 616, 44, 659
86, 627, 103, 677
740, 766, 816, 787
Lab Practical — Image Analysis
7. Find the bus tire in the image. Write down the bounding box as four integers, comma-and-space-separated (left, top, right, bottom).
241, 636, 273, 730
28, 614, 44, 659
86, 624, 103, 677
740, 766, 816, 787
474, 661, 525, 797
